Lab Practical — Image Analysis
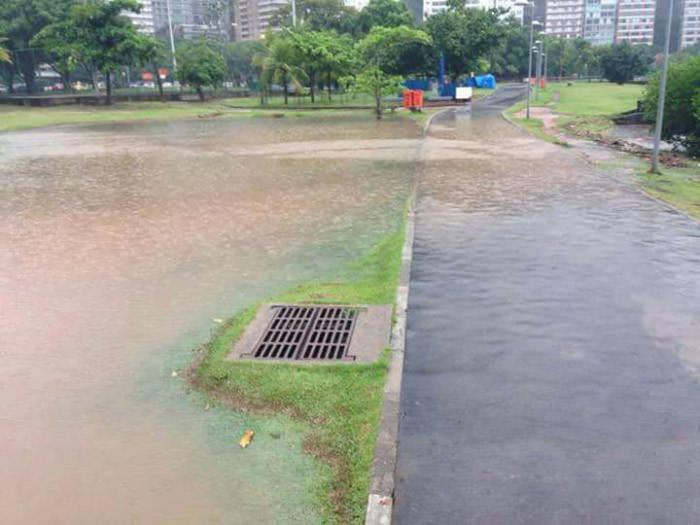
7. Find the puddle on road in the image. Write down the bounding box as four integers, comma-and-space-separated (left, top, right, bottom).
0, 115, 420, 523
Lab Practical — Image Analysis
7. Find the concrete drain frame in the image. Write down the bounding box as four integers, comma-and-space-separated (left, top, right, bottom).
228, 304, 392, 364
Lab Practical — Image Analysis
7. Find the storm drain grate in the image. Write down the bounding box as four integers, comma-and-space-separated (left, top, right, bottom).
252, 305, 359, 361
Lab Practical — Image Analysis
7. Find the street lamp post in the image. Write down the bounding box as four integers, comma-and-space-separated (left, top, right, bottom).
651, 0, 674, 173
534, 40, 542, 101
526, 17, 541, 120
165, 0, 177, 71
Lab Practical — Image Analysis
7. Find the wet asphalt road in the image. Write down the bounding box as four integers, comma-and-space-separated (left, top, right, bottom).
395, 86, 700, 524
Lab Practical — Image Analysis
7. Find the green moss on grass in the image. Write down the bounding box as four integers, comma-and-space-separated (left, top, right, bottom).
190, 228, 405, 524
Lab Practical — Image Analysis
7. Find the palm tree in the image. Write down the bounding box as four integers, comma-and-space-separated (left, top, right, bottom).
0, 38, 12, 64
258, 36, 306, 105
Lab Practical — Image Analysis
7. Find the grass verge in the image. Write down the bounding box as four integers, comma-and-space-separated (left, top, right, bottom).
188, 228, 406, 524
638, 165, 700, 219
0, 98, 424, 132
503, 103, 569, 146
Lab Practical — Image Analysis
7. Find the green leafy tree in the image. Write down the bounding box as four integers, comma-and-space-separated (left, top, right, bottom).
355, 25, 431, 117
134, 36, 167, 101
358, 25, 433, 76
349, 66, 402, 119
0, 0, 76, 92
273, 0, 358, 34
35, 0, 150, 103
176, 40, 226, 101
425, 7, 505, 81
258, 33, 307, 104
599, 41, 649, 84
225, 40, 266, 86
288, 30, 336, 102
644, 55, 700, 157
0, 38, 10, 64
490, 16, 529, 78
355, 0, 414, 34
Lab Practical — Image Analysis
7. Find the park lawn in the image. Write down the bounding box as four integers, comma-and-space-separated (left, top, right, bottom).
506, 81, 645, 144
0, 97, 421, 132
189, 227, 405, 524
0, 100, 251, 132
546, 81, 644, 116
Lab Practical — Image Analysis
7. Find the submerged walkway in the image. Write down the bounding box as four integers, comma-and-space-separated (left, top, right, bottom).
395, 86, 700, 523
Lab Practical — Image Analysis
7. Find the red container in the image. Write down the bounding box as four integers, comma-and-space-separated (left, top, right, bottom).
413, 90, 424, 109
403, 90, 413, 109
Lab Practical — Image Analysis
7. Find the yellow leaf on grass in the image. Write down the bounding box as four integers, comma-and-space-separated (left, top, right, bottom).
239, 430, 254, 448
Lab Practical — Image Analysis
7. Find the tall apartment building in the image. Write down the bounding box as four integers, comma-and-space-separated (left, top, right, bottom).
344, 0, 371, 10
583, 0, 617, 43
232, 0, 288, 40
545, 0, 586, 38
126, 0, 156, 34
421, 0, 525, 21
153, 0, 229, 40
615, 0, 657, 44
681, 0, 700, 46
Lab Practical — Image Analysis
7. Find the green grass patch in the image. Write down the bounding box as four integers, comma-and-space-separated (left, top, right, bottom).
189, 228, 406, 524
545, 81, 643, 116
0, 100, 253, 132
505, 82, 643, 144
638, 164, 700, 219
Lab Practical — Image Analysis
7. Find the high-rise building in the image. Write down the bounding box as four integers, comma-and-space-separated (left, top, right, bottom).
681, 0, 700, 46
344, 0, 371, 10
653, 0, 683, 50
615, 0, 657, 44
421, 0, 526, 21
583, 0, 617, 43
545, 0, 586, 38
126, 0, 156, 34
152, 0, 229, 40
232, 0, 288, 40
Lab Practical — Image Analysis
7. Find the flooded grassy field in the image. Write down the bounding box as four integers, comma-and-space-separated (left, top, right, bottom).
0, 114, 421, 523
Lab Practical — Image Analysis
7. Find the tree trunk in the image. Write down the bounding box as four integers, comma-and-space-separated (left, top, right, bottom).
154, 67, 165, 101
374, 89, 382, 120
106, 71, 112, 105
326, 71, 332, 101
283, 74, 288, 105
197, 86, 205, 101
61, 71, 72, 92
19, 58, 36, 94
310, 70, 315, 103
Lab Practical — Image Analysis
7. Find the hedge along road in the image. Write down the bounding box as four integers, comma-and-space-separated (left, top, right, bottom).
395, 85, 700, 524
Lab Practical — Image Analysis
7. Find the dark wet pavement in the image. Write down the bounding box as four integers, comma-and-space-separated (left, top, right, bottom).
395, 86, 700, 524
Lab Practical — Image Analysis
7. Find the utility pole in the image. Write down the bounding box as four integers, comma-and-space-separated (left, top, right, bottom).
166, 0, 177, 71
292, 0, 297, 26
651, 0, 674, 173
535, 40, 542, 100
526, 15, 540, 119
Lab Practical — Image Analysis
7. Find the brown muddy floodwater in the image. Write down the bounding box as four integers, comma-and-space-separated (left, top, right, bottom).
0, 114, 422, 523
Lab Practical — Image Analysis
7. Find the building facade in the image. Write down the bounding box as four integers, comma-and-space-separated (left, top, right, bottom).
681, 0, 700, 46
615, 0, 657, 44
152, 0, 229, 40
126, 0, 156, 34
232, 0, 288, 40
545, 0, 586, 38
583, 0, 617, 43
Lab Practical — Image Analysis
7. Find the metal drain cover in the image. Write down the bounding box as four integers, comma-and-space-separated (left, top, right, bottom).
229, 304, 392, 363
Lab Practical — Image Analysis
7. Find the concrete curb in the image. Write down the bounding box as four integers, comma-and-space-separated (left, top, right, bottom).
364, 109, 445, 525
